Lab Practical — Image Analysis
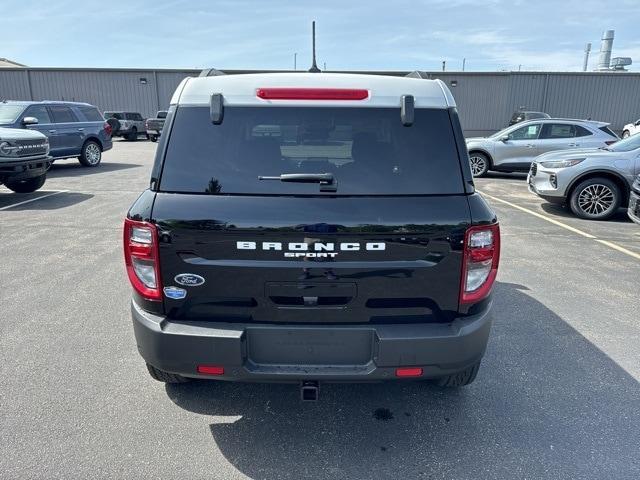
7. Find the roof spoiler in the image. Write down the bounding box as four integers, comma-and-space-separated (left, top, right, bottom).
199, 68, 226, 77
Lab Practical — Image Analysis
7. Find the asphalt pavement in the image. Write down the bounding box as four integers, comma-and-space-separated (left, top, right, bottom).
1, 141, 639, 480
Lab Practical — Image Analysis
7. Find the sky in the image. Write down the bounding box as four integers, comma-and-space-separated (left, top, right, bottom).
2, 0, 639, 72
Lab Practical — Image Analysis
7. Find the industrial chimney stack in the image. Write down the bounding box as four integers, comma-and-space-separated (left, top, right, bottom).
596, 30, 614, 71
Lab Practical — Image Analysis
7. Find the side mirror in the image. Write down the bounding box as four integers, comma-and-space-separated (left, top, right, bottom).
22, 116, 39, 126
500, 135, 509, 142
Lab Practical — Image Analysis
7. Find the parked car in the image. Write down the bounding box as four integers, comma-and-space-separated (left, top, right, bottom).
628, 174, 640, 224
0, 101, 112, 167
104, 112, 146, 141
528, 133, 640, 220
622, 118, 640, 138
508, 110, 550, 126
145, 111, 167, 142
466, 118, 619, 177
0, 126, 50, 193
124, 72, 500, 394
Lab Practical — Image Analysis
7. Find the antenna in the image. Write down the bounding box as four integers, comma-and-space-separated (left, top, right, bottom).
309, 21, 321, 73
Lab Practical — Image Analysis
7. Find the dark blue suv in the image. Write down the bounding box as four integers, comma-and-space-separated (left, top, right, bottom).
0, 101, 112, 167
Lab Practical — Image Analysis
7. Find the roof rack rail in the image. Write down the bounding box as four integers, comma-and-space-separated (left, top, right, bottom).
199, 68, 226, 77
405, 71, 430, 79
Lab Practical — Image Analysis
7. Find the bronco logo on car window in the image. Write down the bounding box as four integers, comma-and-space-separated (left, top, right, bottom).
236, 241, 385, 258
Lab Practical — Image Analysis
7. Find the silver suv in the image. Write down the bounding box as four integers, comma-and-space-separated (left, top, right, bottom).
104, 112, 147, 141
528, 133, 640, 220
466, 119, 618, 177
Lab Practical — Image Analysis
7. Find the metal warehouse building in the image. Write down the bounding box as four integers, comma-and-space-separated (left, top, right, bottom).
1, 67, 639, 136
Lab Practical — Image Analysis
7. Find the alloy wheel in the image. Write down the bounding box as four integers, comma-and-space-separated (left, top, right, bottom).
86, 143, 101, 164
577, 184, 615, 216
469, 155, 487, 176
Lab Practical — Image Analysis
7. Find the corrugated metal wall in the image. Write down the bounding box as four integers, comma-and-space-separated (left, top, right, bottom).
1, 68, 638, 135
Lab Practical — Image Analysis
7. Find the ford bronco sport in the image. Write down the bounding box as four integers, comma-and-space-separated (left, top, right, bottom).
124, 72, 500, 396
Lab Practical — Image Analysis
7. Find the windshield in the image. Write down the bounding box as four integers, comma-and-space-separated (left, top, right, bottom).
488, 124, 515, 139
159, 106, 465, 195
0, 104, 25, 124
607, 134, 640, 152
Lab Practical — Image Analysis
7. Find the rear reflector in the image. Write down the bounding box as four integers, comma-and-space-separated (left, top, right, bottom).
257, 87, 369, 101
395, 367, 423, 377
197, 365, 224, 375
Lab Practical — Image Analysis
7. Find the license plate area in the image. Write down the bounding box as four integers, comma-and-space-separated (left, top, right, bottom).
246, 327, 373, 366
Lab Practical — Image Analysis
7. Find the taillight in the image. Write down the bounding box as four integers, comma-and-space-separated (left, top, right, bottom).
123, 218, 162, 301
256, 87, 369, 100
460, 224, 500, 304
104, 122, 112, 137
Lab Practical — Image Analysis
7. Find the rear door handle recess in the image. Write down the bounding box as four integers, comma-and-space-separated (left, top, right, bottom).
526, 144, 534, 148
77, 128, 84, 132
48, 130, 57, 133
567, 143, 578, 147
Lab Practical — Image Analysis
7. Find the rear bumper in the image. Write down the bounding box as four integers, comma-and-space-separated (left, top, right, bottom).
132, 300, 493, 382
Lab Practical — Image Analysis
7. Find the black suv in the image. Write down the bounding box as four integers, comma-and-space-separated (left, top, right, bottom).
124, 72, 500, 396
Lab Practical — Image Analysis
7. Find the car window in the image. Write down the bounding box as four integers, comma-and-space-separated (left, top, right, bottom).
105, 112, 124, 120
609, 134, 640, 152
508, 124, 540, 140
159, 106, 466, 195
78, 106, 104, 122
0, 105, 25, 124
49, 105, 78, 123
574, 125, 593, 137
157, 111, 168, 119
540, 123, 575, 139
24, 105, 52, 124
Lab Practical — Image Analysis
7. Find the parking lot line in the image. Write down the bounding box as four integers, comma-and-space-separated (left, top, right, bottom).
479, 191, 640, 261
0, 190, 69, 211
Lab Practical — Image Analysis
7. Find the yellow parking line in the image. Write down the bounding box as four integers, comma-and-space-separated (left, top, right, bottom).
478, 191, 640, 261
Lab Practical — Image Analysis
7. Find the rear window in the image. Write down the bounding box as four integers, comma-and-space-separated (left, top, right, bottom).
79, 106, 104, 122
105, 112, 124, 120
159, 106, 465, 195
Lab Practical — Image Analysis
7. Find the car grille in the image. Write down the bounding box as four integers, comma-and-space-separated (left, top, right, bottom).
530, 163, 537, 176
14, 139, 48, 157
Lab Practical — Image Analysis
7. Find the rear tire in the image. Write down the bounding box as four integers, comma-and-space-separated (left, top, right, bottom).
78, 140, 102, 167
469, 153, 490, 177
4, 174, 46, 193
434, 361, 481, 387
622, 130, 630, 139
146, 363, 190, 384
126, 127, 138, 141
569, 177, 621, 220
149, 134, 158, 142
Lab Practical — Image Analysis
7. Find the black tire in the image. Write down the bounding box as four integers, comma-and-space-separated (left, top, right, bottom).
146, 363, 190, 384
126, 127, 138, 141
4, 174, 46, 193
78, 140, 102, 167
469, 152, 490, 177
149, 134, 158, 142
622, 130, 630, 139
435, 361, 481, 387
569, 177, 621, 220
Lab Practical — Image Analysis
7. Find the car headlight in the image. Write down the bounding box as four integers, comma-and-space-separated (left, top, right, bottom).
539, 158, 585, 168
0, 141, 19, 157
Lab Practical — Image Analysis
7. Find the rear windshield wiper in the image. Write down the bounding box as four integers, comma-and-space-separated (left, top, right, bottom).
258, 173, 337, 192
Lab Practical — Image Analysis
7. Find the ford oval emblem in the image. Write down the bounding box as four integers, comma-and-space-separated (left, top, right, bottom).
174, 273, 205, 287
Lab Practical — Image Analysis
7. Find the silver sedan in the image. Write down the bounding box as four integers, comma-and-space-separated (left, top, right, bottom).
466, 119, 618, 177
528, 134, 640, 220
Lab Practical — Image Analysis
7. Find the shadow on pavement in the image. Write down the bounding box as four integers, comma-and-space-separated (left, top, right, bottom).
166, 282, 640, 480
0, 191, 93, 210
47, 162, 140, 178
540, 202, 632, 223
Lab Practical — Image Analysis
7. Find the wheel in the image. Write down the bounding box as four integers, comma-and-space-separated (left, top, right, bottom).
569, 177, 621, 220
126, 127, 138, 141
469, 152, 490, 177
78, 140, 102, 167
4, 174, 46, 193
146, 363, 190, 384
435, 361, 481, 387
149, 134, 158, 142
622, 130, 630, 139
